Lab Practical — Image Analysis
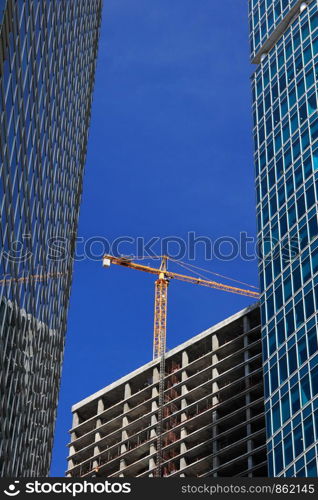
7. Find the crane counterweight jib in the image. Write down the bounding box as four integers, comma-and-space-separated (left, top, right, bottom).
102, 254, 260, 299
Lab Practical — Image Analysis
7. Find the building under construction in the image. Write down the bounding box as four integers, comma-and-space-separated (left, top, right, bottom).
67, 303, 267, 477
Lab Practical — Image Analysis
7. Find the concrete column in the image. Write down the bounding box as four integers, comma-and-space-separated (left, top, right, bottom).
92, 399, 104, 469
180, 350, 189, 473
94, 429, 101, 454
69, 445, 75, 456
119, 383, 131, 475
72, 411, 79, 428
70, 431, 77, 443
243, 315, 253, 476
119, 459, 126, 476
93, 429, 101, 469
67, 417, 78, 475
181, 350, 189, 381
124, 382, 132, 400
149, 367, 159, 474
97, 398, 105, 414
211, 334, 219, 476
66, 459, 74, 476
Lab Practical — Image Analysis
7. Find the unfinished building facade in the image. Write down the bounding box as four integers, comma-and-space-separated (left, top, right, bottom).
67, 304, 267, 477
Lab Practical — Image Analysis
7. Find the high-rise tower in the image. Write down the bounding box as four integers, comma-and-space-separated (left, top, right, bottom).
0, 0, 103, 476
250, 0, 318, 476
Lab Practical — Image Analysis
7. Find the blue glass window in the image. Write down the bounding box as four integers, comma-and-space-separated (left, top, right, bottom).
283, 435, 293, 464
292, 266, 301, 292
295, 300, 304, 328
308, 216, 318, 241
311, 365, 318, 396
291, 384, 300, 413
304, 291, 314, 319
271, 362, 279, 392
285, 310, 295, 336
300, 374, 311, 405
288, 345, 298, 375
308, 93, 317, 114
281, 392, 290, 423
307, 459, 318, 477
277, 319, 285, 345
294, 424, 303, 456
297, 335, 308, 365
272, 401, 281, 432
308, 327, 318, 356
303, 415, 314, 448
314, 409, 318, 438
302, 257, 311, 283
274, 441, 284, 475
279, 354, 288, 383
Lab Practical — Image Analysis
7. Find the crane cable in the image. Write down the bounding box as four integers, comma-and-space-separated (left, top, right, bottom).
127, 255, 259, 291
168, 258, 259, 291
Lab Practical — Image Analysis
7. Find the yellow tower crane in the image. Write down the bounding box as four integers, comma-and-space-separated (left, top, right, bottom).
102, 254, 259, 358
102, 254, 259, 477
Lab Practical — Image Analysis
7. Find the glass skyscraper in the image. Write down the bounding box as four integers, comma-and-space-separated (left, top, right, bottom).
0, 0, 102, 476
250, 0, 318, 476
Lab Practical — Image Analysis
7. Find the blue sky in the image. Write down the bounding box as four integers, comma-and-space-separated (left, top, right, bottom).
50, 0, 257, 476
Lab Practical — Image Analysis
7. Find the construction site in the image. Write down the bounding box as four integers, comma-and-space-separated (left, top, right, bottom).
67, 301, 267, 477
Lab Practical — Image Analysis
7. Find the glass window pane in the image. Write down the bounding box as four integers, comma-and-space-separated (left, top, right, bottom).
294, 424, 303, 457
288, 345, 298, 375
272, 401, 281, 433
305, 291, 314, 319
291, 384, 300, 413
279, 354, 288, 383
307, 459, 318, 477
281, 393, 290, 423
271, 363, 279, 392
274, 441, 284, 475
310, 365, 318, 397
303, 416, 314, 449
283, 436, 293, 464
297, 335, 308, 366
300, 374, 311, 405
308, 327, 318, 357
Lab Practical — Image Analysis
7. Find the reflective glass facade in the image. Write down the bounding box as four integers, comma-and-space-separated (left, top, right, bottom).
0, 1, 6, 23
251, 0, 318, 476
249, 0, 300, 60
0, 0, 102, 476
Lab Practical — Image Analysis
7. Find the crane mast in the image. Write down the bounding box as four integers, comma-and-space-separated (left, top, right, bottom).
152, 258, 169, 477
153, 257, 169, 360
